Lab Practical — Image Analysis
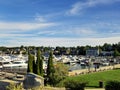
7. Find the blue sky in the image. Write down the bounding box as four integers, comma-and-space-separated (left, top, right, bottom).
0, 0, 120, 47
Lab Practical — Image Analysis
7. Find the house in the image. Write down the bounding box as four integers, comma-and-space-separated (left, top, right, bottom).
86, 49, 99, 56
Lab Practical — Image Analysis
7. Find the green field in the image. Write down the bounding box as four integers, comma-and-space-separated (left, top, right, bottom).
61, 69, 120, 88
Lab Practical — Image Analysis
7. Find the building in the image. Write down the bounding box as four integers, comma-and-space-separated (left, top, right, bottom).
86, 49, 99, 56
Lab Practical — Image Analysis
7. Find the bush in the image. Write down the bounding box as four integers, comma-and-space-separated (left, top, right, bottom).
64, 79, 88, 90
6, 82, 23, 90
105, 80, 120, 90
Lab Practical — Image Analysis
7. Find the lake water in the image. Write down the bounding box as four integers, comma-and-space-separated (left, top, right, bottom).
68, 63, 100, 71
68, 64, 87, 71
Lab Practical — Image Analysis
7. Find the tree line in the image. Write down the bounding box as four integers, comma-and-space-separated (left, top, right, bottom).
0, 42, 120, 56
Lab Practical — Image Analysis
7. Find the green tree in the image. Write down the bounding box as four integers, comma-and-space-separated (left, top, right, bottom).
47, 51, 55, 86
36, 49, 43, 76
53, 62, 68, 86
32, 55, 36, 74
40, 55, 44, 76
113, 49, 120, 58
103, 43, 112, 51
20, 45, 24, 51
27, 53, 33, 73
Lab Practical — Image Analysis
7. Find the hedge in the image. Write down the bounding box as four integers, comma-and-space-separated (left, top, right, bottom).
105, 80, 120, 90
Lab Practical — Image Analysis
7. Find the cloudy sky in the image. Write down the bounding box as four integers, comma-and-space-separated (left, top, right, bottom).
0, 0, 120, 47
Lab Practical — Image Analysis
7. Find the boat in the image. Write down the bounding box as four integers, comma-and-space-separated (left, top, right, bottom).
11, 60, 27, 69
0, 60, 27, 69
80, 62, 86, 66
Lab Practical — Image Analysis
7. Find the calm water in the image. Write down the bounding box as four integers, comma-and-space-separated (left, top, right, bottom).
68, 63, 99, 71
68, 64, 87, 71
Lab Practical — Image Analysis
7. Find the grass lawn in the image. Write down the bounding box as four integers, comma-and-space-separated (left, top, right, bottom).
62, 69, 120, 88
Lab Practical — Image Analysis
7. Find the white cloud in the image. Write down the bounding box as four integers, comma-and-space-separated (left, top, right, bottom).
34, 12, 63, 22
0, 21, 55, 30
73, 28, 96, 35
1, 36, 120, 47
67, 0, 120, 15
68, 2, 83, 15
0, 33, 34, 38
38, 30, 58, 35
63, 26, 97, 36
37, 27, 97, 36
35, 14, 46, 22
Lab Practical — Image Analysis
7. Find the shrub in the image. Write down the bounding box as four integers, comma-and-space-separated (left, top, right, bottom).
6, 82, 23, 90
105, 80, 120, 90
64, 79, 88, 90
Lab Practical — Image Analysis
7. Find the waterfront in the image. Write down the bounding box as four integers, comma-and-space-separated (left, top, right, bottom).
0, 54, 120, 74
69, 64, 120, 76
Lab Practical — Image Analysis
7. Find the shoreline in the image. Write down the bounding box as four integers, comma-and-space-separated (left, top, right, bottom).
69, 64, 120, 76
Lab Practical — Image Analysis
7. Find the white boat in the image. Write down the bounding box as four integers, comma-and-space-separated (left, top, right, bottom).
0, 61, 12, 69
12, 60, 27, 68
80, 62, 86, 66
102, 62, 109, 66
0, 60, 27, 69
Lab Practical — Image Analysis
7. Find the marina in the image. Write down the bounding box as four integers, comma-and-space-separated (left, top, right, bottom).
0, 54, 119, 75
